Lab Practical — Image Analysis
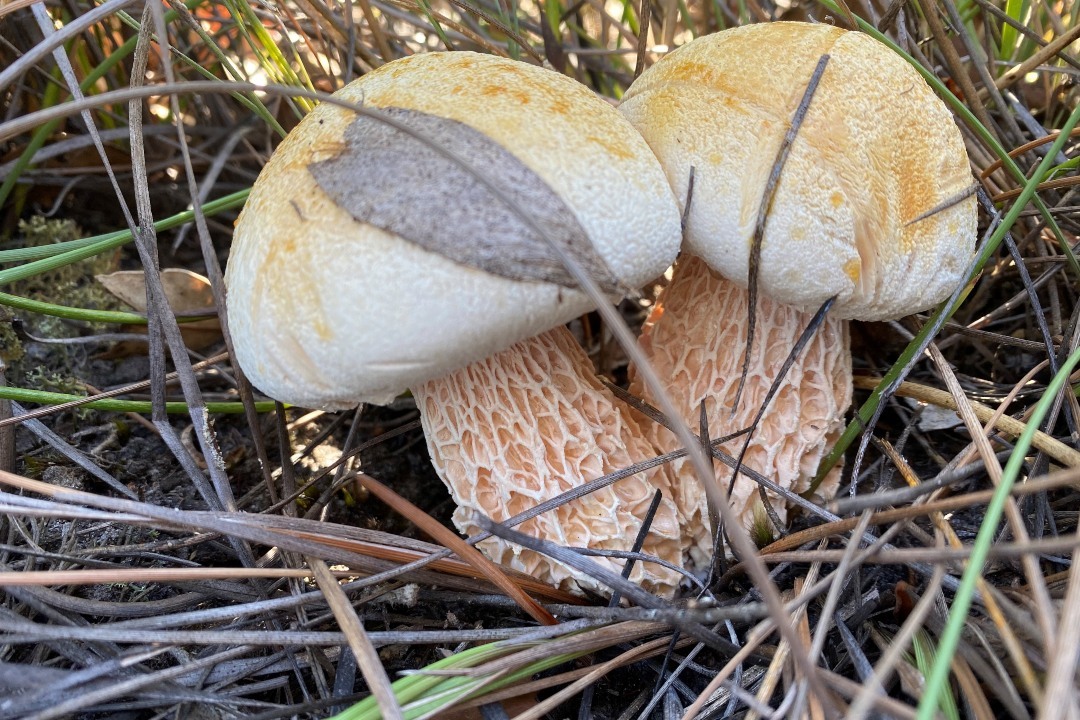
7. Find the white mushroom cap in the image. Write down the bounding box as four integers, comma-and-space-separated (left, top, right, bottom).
619, 22, 977, 321
226, 52, 682, 408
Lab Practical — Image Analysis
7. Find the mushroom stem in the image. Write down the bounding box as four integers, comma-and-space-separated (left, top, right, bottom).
412, 324, 686, 596
630, 255, 852, 567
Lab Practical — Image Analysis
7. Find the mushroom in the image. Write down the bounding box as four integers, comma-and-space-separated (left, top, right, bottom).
618, 22, 978, 565
225, 52, 687, 595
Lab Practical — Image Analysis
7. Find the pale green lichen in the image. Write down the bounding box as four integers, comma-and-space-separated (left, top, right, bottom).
13, 216, 120, 339
6, 217, 121, 400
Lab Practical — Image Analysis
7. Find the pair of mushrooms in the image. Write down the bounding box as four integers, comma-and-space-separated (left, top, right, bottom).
225, 23, 977, 596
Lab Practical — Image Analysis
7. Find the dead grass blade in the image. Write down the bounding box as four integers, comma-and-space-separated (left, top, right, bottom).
356, 473, 557, 626
308, 557, 403, 720
927, 342, 1054, 701
8, 646, 251, 720
845, 545, 947, 720
0, 567, 338, 585
995, 22, 1080, 90
271, 525, 582, 603
5, 4, 1078, 718
1040, 495, 1080, 718
991, 174, 1080, 202
980, 128, 1080, 178
0, 470, 576, 602
852, 375, 1080, 467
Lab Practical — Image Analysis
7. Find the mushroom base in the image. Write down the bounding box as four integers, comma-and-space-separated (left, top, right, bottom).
413, 325, 686, 597
630, 256, 852, 569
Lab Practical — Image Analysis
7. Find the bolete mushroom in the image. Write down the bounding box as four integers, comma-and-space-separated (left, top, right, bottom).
618, 22, 978, 564
225, 52, 688, 595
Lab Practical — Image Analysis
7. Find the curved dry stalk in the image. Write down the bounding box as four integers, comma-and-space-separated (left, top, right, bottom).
853, 376, 1080, 467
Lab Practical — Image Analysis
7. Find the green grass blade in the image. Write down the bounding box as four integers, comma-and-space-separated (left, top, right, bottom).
0, 385, 277, 414
330, 641, 532, 720
331, 624, 619, 720
998, 0, 1025, 62
0, 68, 64, 216
911, 630, 960, 720
415, 0, 454, 52
0, 291, 146, 324
0, 190, 248, 273
917, 344, 1080, 720
223, 0, 315, 114
0, 0, 244, 212
114, 3, 290, 136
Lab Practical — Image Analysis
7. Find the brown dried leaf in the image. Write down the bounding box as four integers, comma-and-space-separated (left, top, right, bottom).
309, 107, 620, 293
96, 268, 222, 351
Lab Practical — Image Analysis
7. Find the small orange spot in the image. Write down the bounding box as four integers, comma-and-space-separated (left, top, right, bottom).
313, 316, 333, 341
480, 85, 530, 104
586, 135, 633, 160
260, 235, 296, 272
550, 97, 571, 115
666, 60, 713, 85
830, 191, 844, 209
843, 258, 861, 283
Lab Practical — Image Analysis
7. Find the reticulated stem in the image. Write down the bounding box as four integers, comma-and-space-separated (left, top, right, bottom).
631, 256, 852, 567
412, 325, 686, 596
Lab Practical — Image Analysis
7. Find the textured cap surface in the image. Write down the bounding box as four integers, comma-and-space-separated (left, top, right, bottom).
227, 52, 682, 408
619, 22, 977, 321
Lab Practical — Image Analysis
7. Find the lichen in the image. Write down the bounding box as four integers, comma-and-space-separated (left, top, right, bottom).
5, 216, 122, 400
12, 216, 120, 339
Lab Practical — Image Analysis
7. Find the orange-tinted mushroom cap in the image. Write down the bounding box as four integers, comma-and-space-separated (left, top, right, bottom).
225, 52, 688, 596
620, 23, 977, 564
227, 52, 682, 409
619, 22, 977, 321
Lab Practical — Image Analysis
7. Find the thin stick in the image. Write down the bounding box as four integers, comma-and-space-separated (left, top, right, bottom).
308, 557, 403, 720
851, 376, 1080, 467
733, 53, 830, 414
357, 474, 557, 626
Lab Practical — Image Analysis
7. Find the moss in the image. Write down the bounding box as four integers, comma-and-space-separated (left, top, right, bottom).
12, 216, 121, 339
0, 307, 22, 364
6, 217, 122, 397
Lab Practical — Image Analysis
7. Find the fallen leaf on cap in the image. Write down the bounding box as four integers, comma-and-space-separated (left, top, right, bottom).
309, 106, 621, 294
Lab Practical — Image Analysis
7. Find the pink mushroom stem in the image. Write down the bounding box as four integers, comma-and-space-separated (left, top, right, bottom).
413, 324, 686, 596
630, 256, 852, 566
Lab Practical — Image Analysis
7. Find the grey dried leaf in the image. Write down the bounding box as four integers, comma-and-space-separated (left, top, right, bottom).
309, 107, 620, 293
